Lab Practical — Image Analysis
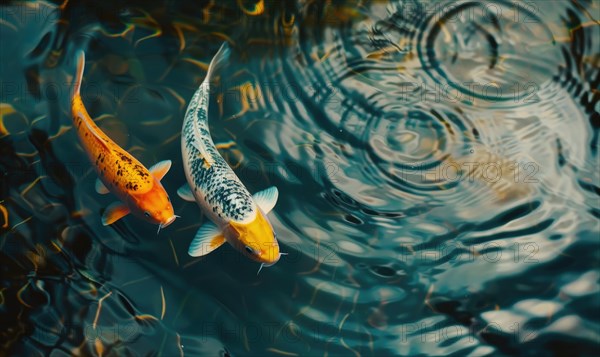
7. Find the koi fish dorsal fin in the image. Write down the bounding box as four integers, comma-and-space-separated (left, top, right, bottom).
149, 160, 172, 181
76, 116, 111, 151
73, 50, 85, 98
190, 138, 214, 168
188, 221, 225, 257
253, 186, 278, 214
71, 50, 112, 152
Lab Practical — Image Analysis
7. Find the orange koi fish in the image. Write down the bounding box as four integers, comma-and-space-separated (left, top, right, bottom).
71, 51, 177, 229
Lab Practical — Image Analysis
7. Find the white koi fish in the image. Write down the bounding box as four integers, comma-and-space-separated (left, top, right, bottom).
178, 43, 282, 272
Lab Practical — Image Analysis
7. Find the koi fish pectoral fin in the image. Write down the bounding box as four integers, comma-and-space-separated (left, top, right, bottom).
188, 221, 226, 257
95, 179, 109, 195
253, 186, 279, 214
102, 202, 130, 226
149, 160, 172, 181
177, 184, 195, 202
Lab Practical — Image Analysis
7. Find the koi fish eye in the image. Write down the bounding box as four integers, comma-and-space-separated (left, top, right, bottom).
144, 211, 150, 217
245, 246, 256, 255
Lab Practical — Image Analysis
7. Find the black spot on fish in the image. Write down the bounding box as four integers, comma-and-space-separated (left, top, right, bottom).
135, 168, 145, 177
118, 153, 133, 164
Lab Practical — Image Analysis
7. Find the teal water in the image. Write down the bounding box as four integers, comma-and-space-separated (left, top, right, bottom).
1, 0, 599, 356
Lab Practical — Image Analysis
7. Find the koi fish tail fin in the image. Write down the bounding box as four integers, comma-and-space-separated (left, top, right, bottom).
205, 42, 231, 83
73, 50, 85, 98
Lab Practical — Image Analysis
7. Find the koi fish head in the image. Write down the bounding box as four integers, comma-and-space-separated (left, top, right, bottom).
226, 210, 280, 265
132, 179, 176, 228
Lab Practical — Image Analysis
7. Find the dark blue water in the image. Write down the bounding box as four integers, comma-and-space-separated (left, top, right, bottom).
1, 1, 599, 356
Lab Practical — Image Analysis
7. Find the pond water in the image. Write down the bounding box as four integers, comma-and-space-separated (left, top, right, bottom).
1, 0, 599, 356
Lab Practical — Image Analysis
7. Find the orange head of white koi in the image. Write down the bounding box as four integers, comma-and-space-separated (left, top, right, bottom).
130, 179, 177, 229
225, 209, 281, 265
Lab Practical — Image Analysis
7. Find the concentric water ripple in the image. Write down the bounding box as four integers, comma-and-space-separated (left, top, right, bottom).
417, 0, 563, 103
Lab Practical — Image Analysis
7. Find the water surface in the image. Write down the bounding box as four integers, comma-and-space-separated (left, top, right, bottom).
1, 0, 599, 356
